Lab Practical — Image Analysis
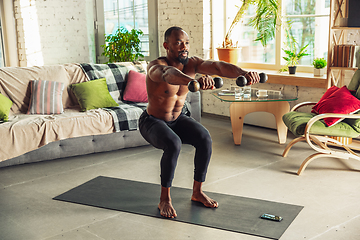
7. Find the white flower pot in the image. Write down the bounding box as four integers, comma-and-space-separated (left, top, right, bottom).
314, 68, 325, 77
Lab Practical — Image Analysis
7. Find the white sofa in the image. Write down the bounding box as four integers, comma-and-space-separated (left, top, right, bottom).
0, 62, 201, 168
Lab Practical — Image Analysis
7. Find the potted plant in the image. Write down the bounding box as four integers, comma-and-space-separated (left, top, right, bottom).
217, 0, 282, 64
312, 58, 327, 77
101, 27, 144, 63
281, 29, 309, 74
282, 44, 309, 74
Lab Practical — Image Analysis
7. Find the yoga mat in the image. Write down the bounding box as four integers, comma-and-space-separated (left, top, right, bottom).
54, 176, 303, 239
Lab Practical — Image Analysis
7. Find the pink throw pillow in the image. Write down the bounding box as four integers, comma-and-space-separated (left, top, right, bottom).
312, 86, 360, 127
123, 70, 148, 103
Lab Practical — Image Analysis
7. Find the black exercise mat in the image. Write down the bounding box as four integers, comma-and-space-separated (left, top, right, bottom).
53, 176, 303, 239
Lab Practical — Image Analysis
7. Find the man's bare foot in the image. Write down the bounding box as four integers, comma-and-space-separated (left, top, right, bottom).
158, 200, 177, 218
159, 186, 177, 218
191, 180, 219, 208
191, 191, 219, 208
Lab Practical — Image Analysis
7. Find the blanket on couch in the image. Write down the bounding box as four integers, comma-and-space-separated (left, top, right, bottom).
79, 63, 148, 131
0, 64, 118, 162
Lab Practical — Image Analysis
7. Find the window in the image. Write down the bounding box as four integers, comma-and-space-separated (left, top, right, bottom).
232, 4, 276, 64
103, 0, 150, 57
0, 15, 5, 67
284, 0, 330, 66
96, 0, 158, 63
216, 0, 330, 72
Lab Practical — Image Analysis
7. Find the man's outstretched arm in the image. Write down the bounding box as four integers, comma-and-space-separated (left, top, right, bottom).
194, 57, 260, 84
147, 61, 193, 85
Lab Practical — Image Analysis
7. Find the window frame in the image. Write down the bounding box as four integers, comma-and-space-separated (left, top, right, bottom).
0, 16, 5, 67
95, 0, 159, 64
212, 0, 330, 74
0, 1, 18, 67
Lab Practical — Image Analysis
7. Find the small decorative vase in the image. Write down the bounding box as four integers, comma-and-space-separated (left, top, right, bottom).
288, 66, 297, 74
314, 68, 325, 77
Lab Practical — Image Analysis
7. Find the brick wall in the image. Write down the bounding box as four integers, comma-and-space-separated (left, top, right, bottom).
12, 0, 359, 68
14, 0, 208, 66
157, 0, 207, 58
14, 0, 95, 67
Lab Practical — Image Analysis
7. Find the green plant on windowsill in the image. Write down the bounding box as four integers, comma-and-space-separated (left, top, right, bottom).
313, 58, 327, 69
312, 58, 327, 77
101, 27, 144, 63
280, 29, 309, 74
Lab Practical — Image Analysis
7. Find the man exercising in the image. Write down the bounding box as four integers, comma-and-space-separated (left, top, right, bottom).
139, 26, 260, 218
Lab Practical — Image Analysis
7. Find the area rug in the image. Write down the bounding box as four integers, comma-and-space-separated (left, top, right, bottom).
53, 176, 303, 239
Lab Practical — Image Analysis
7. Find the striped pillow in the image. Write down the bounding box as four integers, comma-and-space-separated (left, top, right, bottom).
27, 80, 65, 114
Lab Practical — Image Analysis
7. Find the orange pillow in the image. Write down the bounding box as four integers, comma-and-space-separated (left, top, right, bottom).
123, 70, 148, 103
312, 86, 360, 127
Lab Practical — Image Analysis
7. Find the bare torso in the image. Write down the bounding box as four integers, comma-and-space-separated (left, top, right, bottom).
146, 57, 197, 122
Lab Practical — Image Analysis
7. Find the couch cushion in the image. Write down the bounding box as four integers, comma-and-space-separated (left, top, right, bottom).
27, 80, 65, 114
283, 111, 360, 138
123, 70, 148, 103
0, 65, 72, 114
0, 108, 115, 162
79, 62, 147, 103
70, 78, 119, 111
79, 63, 148, 131
0, 93, 12, 122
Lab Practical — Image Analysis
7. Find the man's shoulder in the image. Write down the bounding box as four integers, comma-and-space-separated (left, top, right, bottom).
148, 57, 168, 67
189, 55, 203, 60
187, 56, 205, 70
150, 57, 167, 64
147, 57, 168, 71
188, 56, 206, 66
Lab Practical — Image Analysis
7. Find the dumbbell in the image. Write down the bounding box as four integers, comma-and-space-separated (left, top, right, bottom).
236, 72, 268, 87
188, 77, 223, 92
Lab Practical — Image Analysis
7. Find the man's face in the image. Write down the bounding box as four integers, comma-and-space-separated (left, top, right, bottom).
164, 30, 190, 65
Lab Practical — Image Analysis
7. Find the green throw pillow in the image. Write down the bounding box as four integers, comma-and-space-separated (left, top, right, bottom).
70, 78, 119, 111
0, 93, 13, 122
348, 70, 360, 99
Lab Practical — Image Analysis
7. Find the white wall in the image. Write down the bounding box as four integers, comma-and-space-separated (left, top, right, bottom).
11, 0, 359, 128
157, 0, 205, 58
14, 0, 95, 67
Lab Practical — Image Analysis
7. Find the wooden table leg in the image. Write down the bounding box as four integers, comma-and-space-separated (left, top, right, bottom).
270, 101, 290, 144
229, 101, 290, 145
229, 102, 245, 145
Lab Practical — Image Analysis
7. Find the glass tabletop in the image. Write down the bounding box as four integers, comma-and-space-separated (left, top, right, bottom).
211, 88, 298, 102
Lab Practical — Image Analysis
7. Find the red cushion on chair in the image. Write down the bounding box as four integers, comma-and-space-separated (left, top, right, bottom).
312, 86, 360, 127
123, 70, 148, 103
317, 85, 339, 103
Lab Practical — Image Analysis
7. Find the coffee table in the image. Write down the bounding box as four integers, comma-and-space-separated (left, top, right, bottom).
212, 89, 298, 145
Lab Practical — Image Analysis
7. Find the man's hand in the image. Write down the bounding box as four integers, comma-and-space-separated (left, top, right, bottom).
197, 75, 215, 90
244, 71, 260, 85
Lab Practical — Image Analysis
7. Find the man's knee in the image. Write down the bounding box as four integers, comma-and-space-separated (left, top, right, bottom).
198, 129, 212, 148
164, 136, 182, 153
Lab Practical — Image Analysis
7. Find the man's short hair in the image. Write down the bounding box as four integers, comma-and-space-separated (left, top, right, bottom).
164, 26, 183, 42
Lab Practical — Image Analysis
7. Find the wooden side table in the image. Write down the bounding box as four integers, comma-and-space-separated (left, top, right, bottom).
212, 89, 298, 145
